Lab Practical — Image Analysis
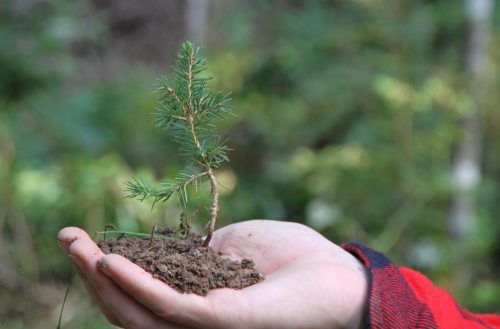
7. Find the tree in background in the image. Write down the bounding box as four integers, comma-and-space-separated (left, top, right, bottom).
448, 0, 493, 295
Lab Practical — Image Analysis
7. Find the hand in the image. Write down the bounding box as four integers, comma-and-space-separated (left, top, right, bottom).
58, 220, 367, 329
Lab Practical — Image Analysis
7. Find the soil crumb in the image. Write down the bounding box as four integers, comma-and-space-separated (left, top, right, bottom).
97, 228, 264, 296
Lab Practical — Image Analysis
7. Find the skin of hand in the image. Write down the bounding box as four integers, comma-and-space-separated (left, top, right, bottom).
58, 220, 367, 329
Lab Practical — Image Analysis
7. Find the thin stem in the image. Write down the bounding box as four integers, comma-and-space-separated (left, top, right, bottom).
166, 86, 188, 116
164, 113, 188, 122
149, 224, 157, 247
103, 223, 118, 241
187, 54, 194, 114
189, 116, 203, 151
203, 167, 219, 247
185, 50, 203, 153
56, 274, 74, 329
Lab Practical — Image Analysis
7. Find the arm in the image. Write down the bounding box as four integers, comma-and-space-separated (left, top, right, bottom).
343, 243, 500, 329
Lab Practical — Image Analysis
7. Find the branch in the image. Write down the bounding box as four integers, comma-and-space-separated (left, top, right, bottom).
125, 171, 208, 207
163, 113, 188, 122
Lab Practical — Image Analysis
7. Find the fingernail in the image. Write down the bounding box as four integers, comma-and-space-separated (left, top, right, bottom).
57, 236, 78, 253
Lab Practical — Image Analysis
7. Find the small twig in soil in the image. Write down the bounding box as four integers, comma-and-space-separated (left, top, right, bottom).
103, 223, 118, 241
177, 211, 195, 239
56, 273, 74, 329
149, 224, 157, 247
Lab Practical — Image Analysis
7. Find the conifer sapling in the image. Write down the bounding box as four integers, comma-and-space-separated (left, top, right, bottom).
125, 42, 232, 247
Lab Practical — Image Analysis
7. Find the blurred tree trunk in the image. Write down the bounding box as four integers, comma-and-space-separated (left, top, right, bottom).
448, 0, 492, 241
185, 0, 210, 44
86, 0, 185, 72
448, 0, 492, 244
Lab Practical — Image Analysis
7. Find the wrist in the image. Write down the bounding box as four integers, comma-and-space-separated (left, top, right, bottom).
344, 254, 368, 329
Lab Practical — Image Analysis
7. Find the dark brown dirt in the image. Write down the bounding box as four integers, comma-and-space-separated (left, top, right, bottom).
97, 228, 264, 296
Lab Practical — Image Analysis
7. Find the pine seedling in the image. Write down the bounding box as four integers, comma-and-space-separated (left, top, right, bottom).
125, 42, 232, 247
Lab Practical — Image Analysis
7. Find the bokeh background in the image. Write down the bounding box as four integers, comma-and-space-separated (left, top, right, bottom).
1, 0, 499, 327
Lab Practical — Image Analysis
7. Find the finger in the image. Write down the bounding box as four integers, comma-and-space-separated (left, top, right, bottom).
69, 238, 159, 328
98, 253, 215, 328
59, 228, 122, 325
64, 228, 184, 329
69, 255, 123, 327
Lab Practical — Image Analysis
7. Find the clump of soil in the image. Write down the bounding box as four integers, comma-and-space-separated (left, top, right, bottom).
97, 228, 264, 296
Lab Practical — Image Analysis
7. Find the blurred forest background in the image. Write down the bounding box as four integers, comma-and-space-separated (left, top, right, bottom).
1, 0, 499, 328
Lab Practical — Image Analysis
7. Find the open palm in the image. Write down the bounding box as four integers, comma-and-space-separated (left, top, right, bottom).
58, 220, 367, 329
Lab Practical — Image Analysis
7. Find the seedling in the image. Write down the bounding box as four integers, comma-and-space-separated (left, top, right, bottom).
97, 44, 262, 296
125, 41, 232, 246
58, 44, 260, 328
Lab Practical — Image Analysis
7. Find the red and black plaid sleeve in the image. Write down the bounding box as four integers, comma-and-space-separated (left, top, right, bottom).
343, 243, 500, 329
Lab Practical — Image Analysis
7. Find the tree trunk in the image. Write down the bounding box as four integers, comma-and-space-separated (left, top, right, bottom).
448, 0, 492, 242
185, 0, 210, 44
446, 0, 493, 299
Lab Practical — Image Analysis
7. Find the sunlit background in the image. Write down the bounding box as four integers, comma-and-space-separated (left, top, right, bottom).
1, 1, 499, 328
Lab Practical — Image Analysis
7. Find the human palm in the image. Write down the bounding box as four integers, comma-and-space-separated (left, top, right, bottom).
58, 220, 367, 329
